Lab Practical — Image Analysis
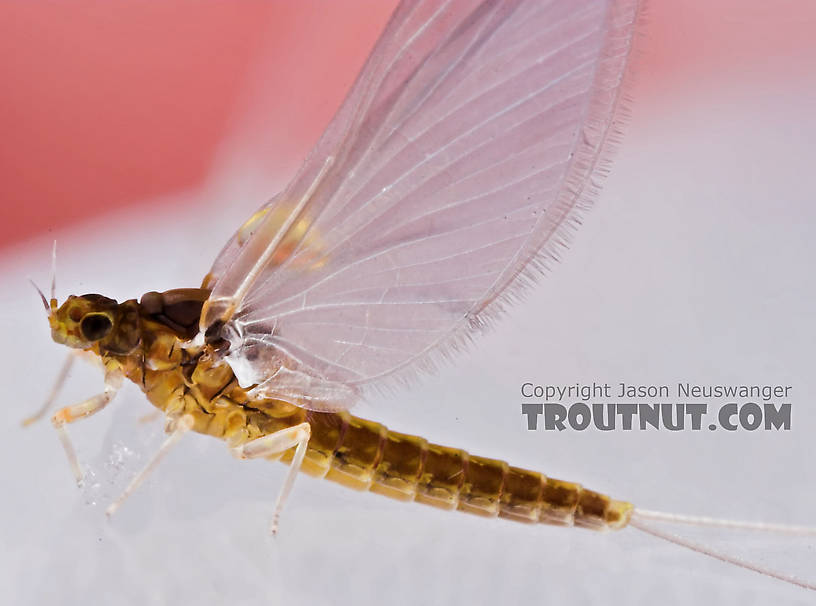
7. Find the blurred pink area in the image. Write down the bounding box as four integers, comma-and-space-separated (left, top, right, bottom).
641, 1, 816, 100
1, 1, 814, 249
0, 1, 396, 247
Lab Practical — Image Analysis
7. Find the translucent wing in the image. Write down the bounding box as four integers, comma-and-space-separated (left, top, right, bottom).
203, 0, 640, 410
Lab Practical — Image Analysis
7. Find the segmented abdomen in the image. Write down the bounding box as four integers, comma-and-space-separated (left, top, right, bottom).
287, 411, 632, 531
136, 340, 631, 531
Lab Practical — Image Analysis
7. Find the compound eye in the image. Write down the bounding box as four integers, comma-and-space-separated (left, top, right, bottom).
80, 313, 113, 341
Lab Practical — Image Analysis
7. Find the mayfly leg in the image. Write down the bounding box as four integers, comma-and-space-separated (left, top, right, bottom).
21, 351, 78, 427
230, 422, 312, 536
138, 410, 164, 424
51, 365, 124, 484
106, 413, 195, 518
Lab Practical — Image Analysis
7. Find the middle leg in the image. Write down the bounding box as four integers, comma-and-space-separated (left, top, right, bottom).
231, 422, 312, 535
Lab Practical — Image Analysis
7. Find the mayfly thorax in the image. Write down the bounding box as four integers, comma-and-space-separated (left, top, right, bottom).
26, 0, 816, 592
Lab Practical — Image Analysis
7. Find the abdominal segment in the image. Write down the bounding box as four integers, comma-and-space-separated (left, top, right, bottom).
270, 407, 633, 531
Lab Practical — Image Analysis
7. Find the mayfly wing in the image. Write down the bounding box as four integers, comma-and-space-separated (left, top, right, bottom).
202, 0, 640, 411
200, 1, 444, 322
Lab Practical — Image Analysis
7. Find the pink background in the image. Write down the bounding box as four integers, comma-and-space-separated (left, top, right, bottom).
3, 1, 814, 249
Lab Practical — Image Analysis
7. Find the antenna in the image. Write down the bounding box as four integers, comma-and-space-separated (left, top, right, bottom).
29, 279, 50, 313
50, 240, 58, 309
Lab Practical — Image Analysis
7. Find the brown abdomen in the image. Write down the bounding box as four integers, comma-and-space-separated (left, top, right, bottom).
290, 411, 632, 531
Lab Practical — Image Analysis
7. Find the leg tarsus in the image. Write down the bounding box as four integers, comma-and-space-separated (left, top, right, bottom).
231, 422, 312, 535
106, 413, 194, 518
270, 426, 310, 537
22, 351, 77, 427
51, 366, 123, 484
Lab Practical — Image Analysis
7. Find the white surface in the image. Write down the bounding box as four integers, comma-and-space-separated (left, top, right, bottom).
2, 11, 816, 606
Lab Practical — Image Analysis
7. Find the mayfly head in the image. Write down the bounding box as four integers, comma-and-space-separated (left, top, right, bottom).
48, 294, 140, 355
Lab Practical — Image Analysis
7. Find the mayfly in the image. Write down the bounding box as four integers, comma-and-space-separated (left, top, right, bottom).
25, 0, 815, 591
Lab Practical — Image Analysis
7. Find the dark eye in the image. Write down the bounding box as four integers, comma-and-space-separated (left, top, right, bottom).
80, 313, 113, 341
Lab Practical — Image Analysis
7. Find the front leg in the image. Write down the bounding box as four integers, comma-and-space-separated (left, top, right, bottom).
51, 363, 124, 484
22, 351, 77, 427
232, 422, 312, 535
